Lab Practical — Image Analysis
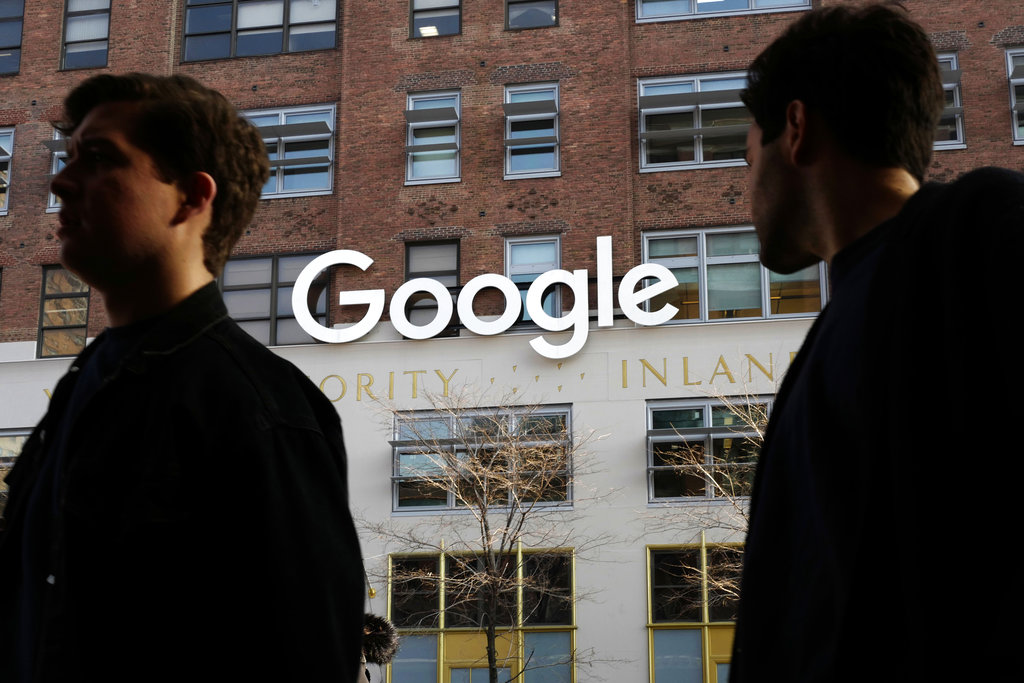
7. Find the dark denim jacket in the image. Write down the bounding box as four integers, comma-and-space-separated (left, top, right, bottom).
0, 282, 364, 683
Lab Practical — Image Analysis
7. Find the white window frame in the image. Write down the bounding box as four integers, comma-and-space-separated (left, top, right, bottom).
643, 226, 827, 323
245, 103, 335, 198
0, 127, 12, 215
505, 235, 560, 322
504, 82, 560, 179
646, 398, 771, 503
636, 0, 810, 23
936, 53, 966, 150
220, 253, 329, 346
1008, 48, 1024, 145
638, 73, 751, 172
390, 405, 573, 512
405, 241, 460, 336
405, 91, 461, 185
45, 131, 67, 212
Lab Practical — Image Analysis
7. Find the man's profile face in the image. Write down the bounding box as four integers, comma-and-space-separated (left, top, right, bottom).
50, 101, 186, 292
745, 122, 818, 274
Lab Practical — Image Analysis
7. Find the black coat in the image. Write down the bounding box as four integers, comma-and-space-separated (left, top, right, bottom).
0, 282, 364, 682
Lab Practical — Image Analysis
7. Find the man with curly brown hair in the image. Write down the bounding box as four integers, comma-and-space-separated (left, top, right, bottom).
0, 74, 364, 683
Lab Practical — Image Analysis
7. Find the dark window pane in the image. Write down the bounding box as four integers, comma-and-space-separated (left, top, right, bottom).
236, 28, 283, 55
288, 23, 334, 51
397, 480, 447, 508
0, 18, 21, 46
0, 0, 25, 20
413, 9, 459, 37
184, 33, 230, 60
0, 47, 18, 74
185, 4, 232, 33
707, 547, 742, 621
509, 1, 556, 29
63, 42, 107, 69
523, 554, 572, 625
391, 557, 441, 628
651, 550, 703, 622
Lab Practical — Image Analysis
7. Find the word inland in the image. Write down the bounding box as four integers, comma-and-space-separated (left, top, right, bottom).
292, 236, 678, 359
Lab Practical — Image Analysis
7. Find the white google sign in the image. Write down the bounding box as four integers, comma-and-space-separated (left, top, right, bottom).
292, 236, 680, 359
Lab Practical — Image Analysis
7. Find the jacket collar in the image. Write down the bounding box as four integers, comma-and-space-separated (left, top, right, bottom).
74, 281, 230, 376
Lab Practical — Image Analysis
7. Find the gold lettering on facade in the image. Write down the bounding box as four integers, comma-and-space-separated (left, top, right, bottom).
622, 360, 628, 388
357, 373, 377, 401
683, 357, 702, 386
710, 356, 736, 384
640, 358, 668, 388
44, 389, 53, 400
319, 375, 347, 402
435, 368, 458, 397
745, 353, 774, 382
403, 370, 426, 399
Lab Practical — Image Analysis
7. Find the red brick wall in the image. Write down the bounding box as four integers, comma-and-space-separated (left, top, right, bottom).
2, 0, 1022, 339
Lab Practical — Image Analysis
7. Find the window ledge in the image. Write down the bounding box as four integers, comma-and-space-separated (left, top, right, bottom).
640, 159, 747, 173
405, 177, 461, 186
934, 142, 967, 151
260, 188, 334, 200
636, 5, 809, 24
505, 171, 561, 181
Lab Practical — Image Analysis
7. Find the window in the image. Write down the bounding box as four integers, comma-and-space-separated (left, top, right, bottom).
639, 73, 751, 171
936, 53, 965, 149
391, 406, 571, 511
183, 0, 337, 62
0, 0, 23, 74
506, 0, 556, 30
46, 132, 68, 211
649, 541, 742, 683
504, 83, 560, 179
506, 236, 559, 322
62, 0, 109, 69
643, 227, 826, 322
636, 0, 809, 22
245, 104, 335, 197
0, 127, 11, 214
405, 91, 460, 184
410, 0, 460, 38
38, 266, 90, 358
0, 430, 30, 515
1009, 49, 1024, 144
220, 254, 327, 346
406, 242, 459, 336
389, 549, 574, 683
647, 399, 768, 502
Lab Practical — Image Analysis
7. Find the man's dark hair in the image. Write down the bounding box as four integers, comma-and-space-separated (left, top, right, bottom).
741, 3, 944, 182
56, 73, 270, 276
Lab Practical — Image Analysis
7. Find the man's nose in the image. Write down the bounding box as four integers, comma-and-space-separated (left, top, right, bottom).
50, 160, 75, 201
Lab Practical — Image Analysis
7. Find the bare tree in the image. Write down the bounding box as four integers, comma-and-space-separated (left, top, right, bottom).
362, 390, 608, 683
646, 390, 771, 615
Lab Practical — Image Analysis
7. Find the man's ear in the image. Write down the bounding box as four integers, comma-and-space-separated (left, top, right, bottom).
172, 171, 217, 226
782, 100, 822, 167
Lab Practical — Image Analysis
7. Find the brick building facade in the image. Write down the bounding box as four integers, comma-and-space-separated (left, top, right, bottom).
2, 2, 1023, 681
